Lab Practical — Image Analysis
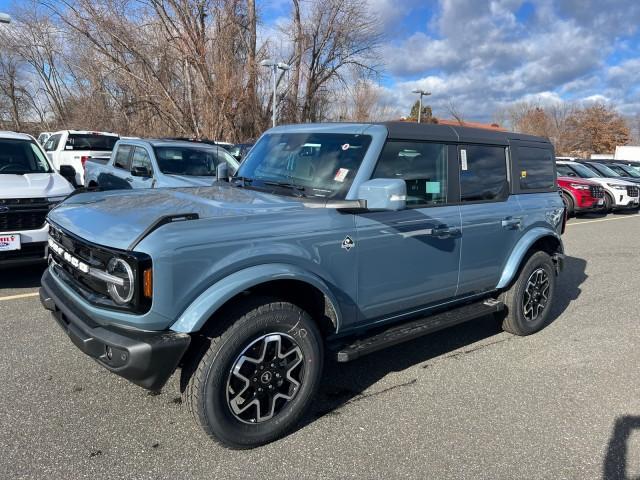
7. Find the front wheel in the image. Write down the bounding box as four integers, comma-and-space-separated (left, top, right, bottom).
500, 251, 556, 336
561, 192, 574, 217
604, 192, 614, 212
184, 298, 324, 449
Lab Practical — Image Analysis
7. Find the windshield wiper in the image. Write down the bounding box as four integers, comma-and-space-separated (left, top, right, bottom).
262, 181, 307, 197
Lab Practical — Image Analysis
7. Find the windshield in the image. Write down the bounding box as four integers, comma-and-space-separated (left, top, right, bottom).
235, 133, 372, 198
0, 139, 52, 174
591, 163, 620, 177
569, 163, 600, 178
154, 145, 239, 176
66, 134, 118, 151
614, 164, 640, 178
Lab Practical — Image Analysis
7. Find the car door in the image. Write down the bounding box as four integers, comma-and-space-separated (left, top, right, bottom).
457, 144, 523, 295
103, 144, 134, 190
355, 140, 461, 323
43, 134, 62, 167
129, 146, 154, 189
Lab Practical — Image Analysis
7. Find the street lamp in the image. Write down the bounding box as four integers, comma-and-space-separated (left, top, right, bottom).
261, 59, 290, 128
411, 89, 431, 124
0, 13, 11, 24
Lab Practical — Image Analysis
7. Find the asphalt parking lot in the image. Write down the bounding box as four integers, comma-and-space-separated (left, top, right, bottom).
1, 214, 639, 479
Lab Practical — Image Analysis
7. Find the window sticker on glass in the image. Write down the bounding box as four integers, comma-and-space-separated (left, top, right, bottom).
426, 181, 440, 194
461, 149, 468, 171
341, 143, 350, 151
521, 170, 527, 178
334, 168, 350, 182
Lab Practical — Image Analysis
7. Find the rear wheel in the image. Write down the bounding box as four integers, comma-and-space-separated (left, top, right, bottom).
500, 251, 556, 336
184, 297, 324, 449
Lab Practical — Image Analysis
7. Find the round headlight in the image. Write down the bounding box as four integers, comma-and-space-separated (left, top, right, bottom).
106, 258, 135, 304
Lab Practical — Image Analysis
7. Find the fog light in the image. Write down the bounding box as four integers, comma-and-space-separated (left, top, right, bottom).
106, 345, 113, 360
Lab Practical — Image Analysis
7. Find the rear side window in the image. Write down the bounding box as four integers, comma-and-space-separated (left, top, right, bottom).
114, 145, 133, 170
517, 147, 555, 191
460, 145, 508, 202
373, 141, 448, 207
65, 134, 118, 151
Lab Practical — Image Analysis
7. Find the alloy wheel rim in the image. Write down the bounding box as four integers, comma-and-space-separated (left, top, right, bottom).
522, 267, 550, 322
226, 333, 304, 424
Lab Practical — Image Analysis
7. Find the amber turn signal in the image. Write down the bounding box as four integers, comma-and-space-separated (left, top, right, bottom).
143, 268, 153, 298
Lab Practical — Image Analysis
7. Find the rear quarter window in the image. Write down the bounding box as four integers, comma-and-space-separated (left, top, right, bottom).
517, 146, 556, 191
460, 145, 508, 202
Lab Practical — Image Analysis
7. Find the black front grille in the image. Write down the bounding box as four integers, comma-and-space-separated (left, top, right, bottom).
0, 198, 50, 232
590, 185, 604, 198
0, 241, 46, 261
627, 186, 639, 197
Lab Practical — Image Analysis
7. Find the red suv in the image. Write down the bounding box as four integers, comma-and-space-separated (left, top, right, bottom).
557, 176, 604, 216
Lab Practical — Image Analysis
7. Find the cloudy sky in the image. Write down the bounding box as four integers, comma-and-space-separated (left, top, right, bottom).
265, 0, 640, 122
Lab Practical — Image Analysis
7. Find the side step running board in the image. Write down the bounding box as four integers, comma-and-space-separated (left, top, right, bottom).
334, 299, 504, 362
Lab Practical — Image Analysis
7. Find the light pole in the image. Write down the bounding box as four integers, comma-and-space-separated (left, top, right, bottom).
0, 13, 11, 24
411, 89, 431, 124
260, 59, 290, 128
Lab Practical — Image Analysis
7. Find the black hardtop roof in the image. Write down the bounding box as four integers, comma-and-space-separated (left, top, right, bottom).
381, 121, 551, 146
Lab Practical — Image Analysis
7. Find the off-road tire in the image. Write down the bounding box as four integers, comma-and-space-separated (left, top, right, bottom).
561, 192, 574, 217
500, 251, 556, 336
184, 297, 323, 449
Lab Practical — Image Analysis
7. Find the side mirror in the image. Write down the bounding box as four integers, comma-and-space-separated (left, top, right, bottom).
131, 166, 152, 177
357, 178, 406, 211
59, 165, 77, 187
216, 162, 229, 181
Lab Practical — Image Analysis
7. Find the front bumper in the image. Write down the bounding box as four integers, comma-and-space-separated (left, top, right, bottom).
0, 224, 49, 267
40, 269, 190, 390
611, 192, 639, 209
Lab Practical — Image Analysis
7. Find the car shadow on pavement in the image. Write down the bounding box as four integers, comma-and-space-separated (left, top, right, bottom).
0, 264, 46, 289
306, 255, 588, 425
603, 415, 640, 479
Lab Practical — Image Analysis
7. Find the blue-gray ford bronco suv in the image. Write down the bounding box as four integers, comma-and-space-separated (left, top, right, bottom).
40, 122, 565, 448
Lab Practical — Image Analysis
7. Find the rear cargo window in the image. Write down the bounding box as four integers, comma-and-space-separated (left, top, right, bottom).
65, 134, 118, 151
517, 147, 555, 191
460, 145, 508, 202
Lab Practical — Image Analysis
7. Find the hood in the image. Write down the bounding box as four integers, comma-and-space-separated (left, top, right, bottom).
557, 176, 594, 186
587, 177, 637, 187
160, 174, 215, 187
0, 173, 74, 199
47, 184, 306, 250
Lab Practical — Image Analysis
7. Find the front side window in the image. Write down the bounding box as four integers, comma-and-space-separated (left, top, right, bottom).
131, 147, 153, 173
373, 141, 448, 206
517, 147, 555, 190
236, 133, 372, 198
590, 163, 620, 177
44, 134, 61, 152
617, 164, 640, 178
460, 145, 508, 202
569, 163, 600, 178
0, 139, 52, 174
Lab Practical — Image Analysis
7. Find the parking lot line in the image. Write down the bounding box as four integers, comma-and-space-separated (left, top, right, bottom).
568, 215, 639, 226
0, 292, 39, 302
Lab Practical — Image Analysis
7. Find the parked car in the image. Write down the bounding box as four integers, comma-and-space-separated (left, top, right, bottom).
556, 176, 605, 216
40, 122, 565, 448
556, 160, 639, 211
227, 143, 254, 160
43, 130, 119, 187
579, 160, 640, 186
0, 131, 73, 267
84, 139, 240, 190
602, 161, 640, 178
37, 132, 52, 146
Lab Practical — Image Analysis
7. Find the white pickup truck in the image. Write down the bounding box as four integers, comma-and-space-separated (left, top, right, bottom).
43, 130, 119, 187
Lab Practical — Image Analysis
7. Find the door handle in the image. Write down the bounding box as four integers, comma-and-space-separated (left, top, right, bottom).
430, 225, 461, 239
501, 217, 522, 230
